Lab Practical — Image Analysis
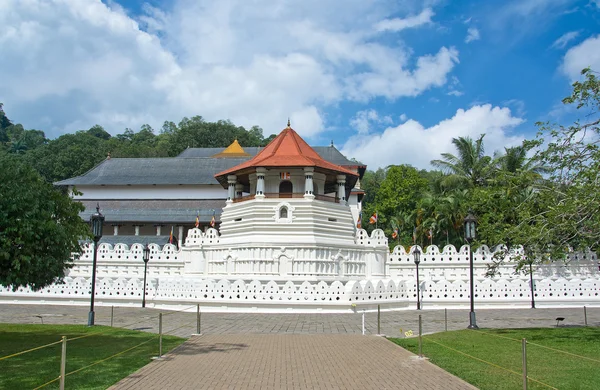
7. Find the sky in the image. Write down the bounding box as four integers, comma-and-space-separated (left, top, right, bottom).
1, 0, 599, 169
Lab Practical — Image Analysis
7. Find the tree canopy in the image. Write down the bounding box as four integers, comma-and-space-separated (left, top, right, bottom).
0, 155, 91, 290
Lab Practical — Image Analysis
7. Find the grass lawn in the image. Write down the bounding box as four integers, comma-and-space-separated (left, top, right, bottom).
0, 323, 186, 389
391, 327, 600, 390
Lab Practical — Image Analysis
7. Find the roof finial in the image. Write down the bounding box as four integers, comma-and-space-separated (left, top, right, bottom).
287, 118, 291, 128
106, 151, 111, 160
330, 140, 334, 147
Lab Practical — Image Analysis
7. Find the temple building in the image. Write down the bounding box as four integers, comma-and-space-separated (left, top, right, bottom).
55, 124, 365, 247
1, 123, 597, 312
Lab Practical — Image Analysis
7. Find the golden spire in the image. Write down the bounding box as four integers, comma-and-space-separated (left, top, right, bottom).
211, 139, 251, 158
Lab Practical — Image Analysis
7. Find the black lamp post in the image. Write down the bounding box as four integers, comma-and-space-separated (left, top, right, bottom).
142, 244, 150, 308
413, 247, 422, 310
88, 203, 104, 326
464, 209, 478, 329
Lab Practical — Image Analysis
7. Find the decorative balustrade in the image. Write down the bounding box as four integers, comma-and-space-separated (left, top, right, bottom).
183, 228, 220, 247
355, 229, 388, 247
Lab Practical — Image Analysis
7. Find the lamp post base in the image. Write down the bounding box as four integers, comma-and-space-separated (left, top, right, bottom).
88, 311, 95, 327
467, 311, 478, 329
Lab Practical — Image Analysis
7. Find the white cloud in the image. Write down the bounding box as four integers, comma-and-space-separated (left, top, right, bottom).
349, 109, 393, 134
341, 104, 524, 169
465, 27, 480, 43
399, 113, 407, 122
562, 35, 600, 80
374, 8, 434, 32
447, 90, 464, 97
551, 31, 580, 49
0, 0, 460, 139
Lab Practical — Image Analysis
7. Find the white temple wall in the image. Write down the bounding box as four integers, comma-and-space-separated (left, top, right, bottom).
219, 199, 359, 246
1, 228, 598, 311
71, 185, 227, 200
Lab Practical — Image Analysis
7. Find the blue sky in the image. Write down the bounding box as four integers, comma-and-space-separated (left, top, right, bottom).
1, 0, 599, 169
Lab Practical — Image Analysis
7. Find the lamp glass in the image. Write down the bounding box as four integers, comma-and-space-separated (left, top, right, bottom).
413, 247, 421, 265
90, 206, 104, 240
464, 211, 477, 241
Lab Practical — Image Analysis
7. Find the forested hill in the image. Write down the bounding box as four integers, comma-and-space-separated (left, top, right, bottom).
0, 104, 276, 183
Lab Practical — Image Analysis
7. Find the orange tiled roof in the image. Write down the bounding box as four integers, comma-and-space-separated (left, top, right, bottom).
215, 126, 358, 178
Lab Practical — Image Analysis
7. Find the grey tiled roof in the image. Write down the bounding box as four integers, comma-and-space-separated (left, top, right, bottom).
79, 199, 224, 223
55, 146, 362, 186
55, 157, 248, 186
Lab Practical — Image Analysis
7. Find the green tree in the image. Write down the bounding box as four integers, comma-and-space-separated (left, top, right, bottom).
431, 134, 493, 188
24, 132, 108, 182
87, 125, 111, 140
373, 165, 428, 235
534, 67, 600, 251
0, 155, 91, 290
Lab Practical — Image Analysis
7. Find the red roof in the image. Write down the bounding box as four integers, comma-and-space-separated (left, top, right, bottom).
215, 127, 359, 178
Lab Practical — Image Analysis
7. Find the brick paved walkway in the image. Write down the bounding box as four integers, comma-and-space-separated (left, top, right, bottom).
1, 304, 597, 338
108, 334, 477, 390
2, 304, 597, 389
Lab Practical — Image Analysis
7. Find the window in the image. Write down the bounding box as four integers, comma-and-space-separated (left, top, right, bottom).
274, 202, 294, 223
279, 180, 293, 198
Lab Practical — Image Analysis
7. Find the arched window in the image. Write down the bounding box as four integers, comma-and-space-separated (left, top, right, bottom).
280, 206, 288, 219
279, 180, 293, 198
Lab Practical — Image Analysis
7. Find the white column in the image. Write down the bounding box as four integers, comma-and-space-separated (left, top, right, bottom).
155, 225, 163, 236
336, 174, 347, 205
235, 184, 244, 199
178, 225, 184, 248
255, 167, 266, 199
304, 167, 315, 200
112, 225, 119, 236
227, 175, 237, 204
134, 225, 141, 236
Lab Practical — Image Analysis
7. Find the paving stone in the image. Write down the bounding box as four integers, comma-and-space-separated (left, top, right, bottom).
2, 304, 597, 389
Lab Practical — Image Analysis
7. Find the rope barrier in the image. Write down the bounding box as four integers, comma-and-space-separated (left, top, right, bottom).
424, 337, 558, 390
32, 334, 160, 389
160, 304, 198, 316
0, 339, 63, 361
64, 335, 159, 378
68, 305, 197, 342
476, 330, 600, 364
163, 320, 197, 335
1, 306, 195, 362
32, 376, 61, 390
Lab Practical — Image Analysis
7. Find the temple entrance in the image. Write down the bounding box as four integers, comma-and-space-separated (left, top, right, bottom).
279, 180, 293, 198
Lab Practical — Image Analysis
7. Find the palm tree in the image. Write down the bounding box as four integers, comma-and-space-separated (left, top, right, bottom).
495, 145, 550, 178
431, 134, 493, 188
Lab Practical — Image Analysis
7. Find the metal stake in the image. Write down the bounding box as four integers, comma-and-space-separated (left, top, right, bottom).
377, 304, 381, 335
362, 310, 365, 335
522, 338, 528, 390
158, 313, 163, 358
418, 314, 423, 358
197, 304, 201, 334
59, 336, 67, 390
445, 308, 448, 332
110, 306, 114, 327
584, 306, 588, 326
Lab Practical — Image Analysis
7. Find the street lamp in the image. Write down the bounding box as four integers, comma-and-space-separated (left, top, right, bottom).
464, 209, 478, 329
413, 247, 422, 310
142, 244, 150, 308
88, 203, 104, 326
